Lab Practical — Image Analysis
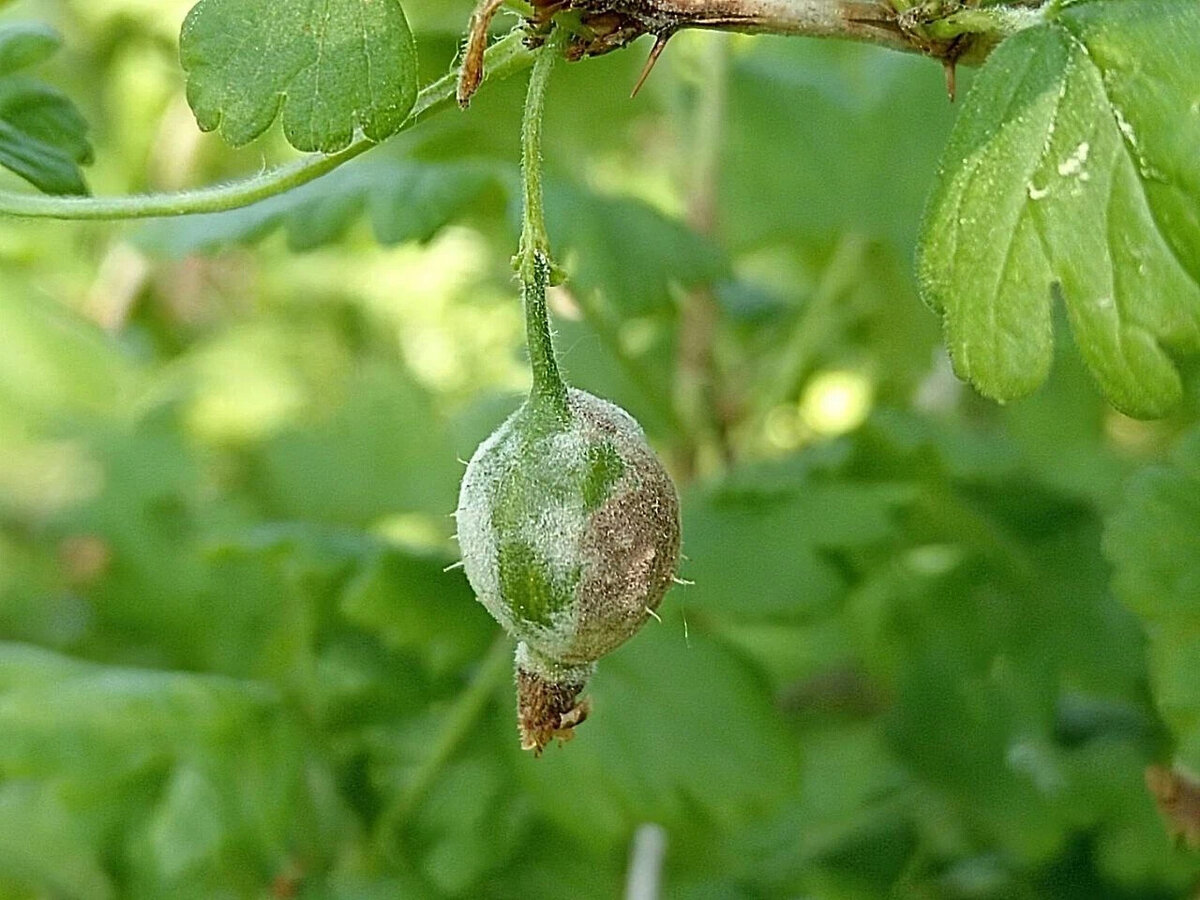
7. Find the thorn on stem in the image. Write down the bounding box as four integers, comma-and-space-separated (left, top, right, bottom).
630, 32, 674, 99
943, 59, 958, 102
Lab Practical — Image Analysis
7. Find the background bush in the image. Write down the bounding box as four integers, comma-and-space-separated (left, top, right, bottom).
0, 0, 1198, 896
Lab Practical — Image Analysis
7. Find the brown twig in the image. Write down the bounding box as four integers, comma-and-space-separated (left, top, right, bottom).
459, 0, 1001, 107
545, 0, 913, 52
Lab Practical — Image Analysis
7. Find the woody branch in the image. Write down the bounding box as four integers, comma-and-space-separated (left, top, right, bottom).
460, 0, 1035, 105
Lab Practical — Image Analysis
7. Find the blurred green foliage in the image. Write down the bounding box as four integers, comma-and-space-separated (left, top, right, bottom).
0, 1, 1198, 898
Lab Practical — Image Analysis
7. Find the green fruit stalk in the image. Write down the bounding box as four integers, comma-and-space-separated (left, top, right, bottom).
454, 26, 680, 753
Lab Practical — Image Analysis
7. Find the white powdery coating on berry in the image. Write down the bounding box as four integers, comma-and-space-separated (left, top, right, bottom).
456, 389, 680, 665
533, 427, 592, 582
566, 391, 680, 662
455, 393, 591, 652
457, 412, 525, 639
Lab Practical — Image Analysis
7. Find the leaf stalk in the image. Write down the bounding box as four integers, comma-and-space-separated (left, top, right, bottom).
0, 31, 534, 220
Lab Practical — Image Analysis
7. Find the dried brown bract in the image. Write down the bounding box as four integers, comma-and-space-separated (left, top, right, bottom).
1146, 764, 1200, 849
458, 0, 507, 107
517, 668, 591, 754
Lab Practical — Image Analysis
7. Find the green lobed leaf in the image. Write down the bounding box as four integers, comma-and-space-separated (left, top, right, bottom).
918, 1, 1200, 418
179, 0, 418, 152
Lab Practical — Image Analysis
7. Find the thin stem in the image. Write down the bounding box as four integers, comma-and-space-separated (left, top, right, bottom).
757, 233, 869, 418
674, 32, 731, 477
517, 26, 566, 271
518, 26, 570, 416
377, 633, 512, 849
522, 252, 571, 415
0, 31, 534, 221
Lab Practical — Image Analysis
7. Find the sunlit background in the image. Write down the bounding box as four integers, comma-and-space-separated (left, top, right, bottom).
1, 0, 1198, 897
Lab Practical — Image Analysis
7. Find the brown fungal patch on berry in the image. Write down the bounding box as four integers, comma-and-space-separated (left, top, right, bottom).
568, 400, 680, 662
517, 666, 591, 754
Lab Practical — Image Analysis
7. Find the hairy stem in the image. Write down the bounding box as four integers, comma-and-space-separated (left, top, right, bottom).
0, 31, 534, 221
519, 26, 571, 417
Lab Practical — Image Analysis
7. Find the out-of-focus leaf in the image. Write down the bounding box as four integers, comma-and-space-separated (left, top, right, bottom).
723, 41, 957, 250
516, 614, 802, 849
138, 158, 499, 257
179, 0, 418, 151
0, 782, 113, 900
340, 545, 494, 675
0, 290, 129, 423
1106, 429, 1200, 771
0, 72, 91, 194
547, 182, 727, 317
256, 362, 461, 521
0, 23, 60, 76
682, 478, 912, 619
411, 755, 531, 895
0, 642, 348, 897
138, 161, 721, 330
